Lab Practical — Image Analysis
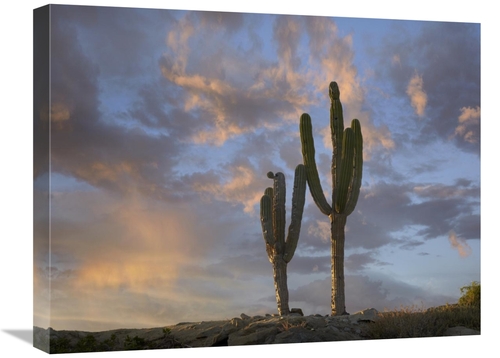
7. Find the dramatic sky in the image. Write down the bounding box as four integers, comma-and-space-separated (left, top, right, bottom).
33, 4, 480, 332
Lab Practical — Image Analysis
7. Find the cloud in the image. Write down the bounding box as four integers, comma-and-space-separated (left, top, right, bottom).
374, 21, 480, 153
290, 273, 456, 315
448, 231, 472, 258
158, 14, 320, 147
406, 72, 427, 117
180, 149, 290, 215
413, 181, 479, 200
307, 220, 331, 244
454, 106, 480, 144
341, 180, 481, 251
197, 11, 245, 33
345, 252, 391, 272
190, 162, 263, 213
35, 189, 261, 330
299, 17, 396, 160
34, 11, 197, 204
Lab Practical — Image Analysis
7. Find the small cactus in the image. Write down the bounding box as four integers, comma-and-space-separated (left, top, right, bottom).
299, 81, 363, 316
260, 164, 306, 315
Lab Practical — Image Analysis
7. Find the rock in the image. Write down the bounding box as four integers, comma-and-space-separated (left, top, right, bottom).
34, 306, 479, 352
348, 308, 379, 323
228, 325, 281, 345
443, 326, 480, 336
230, 317, 243, 327
290, 308, 304, 316
326, 308, 379, 325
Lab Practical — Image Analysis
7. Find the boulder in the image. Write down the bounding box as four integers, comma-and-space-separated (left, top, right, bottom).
348, 308, 379, 323
443, 326, 480, 336
290, 308, 304, 316
34, 306, 480, 352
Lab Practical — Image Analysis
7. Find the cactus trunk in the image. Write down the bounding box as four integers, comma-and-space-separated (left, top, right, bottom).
299, 81, 363, 316
331, 213, 347, 315
272, 255, 290, 316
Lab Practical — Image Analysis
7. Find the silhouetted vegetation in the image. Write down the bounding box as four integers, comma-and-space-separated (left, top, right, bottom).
367, 282, 480, 339
458, 281, 480, 307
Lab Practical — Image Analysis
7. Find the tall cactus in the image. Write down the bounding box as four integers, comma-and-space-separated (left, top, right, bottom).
299, 81, 363, 316
260, 164, 306, 315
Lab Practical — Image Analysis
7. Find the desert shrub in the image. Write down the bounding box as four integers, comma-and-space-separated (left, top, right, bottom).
458, 281, 480, 307
75, 334, 98, 352
101, 333, 118, 350
49, 336, 72, 353
366, 303, 480, 339
124, 335, 148, 350
366, 305, 446, 339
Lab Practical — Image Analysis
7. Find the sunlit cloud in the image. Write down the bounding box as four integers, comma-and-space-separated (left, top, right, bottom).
448, 230, 472, 258
406, 72, 427, 117
75, 161, 135, 185
165, 14, 195, 73
308, 220, 331, 244
51, 102, 71, 122
304, 17, 357, 102
192, 164, 263, 213
413, 181, 479, 200
35, 190, 245, 328
38, 101, 72, 127
454, 106, 480, 144
319, 116, 395, 163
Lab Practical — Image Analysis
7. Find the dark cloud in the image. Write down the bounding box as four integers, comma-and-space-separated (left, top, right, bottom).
357, 180, 479, 243
52, 5, 175, 78
289, 254, 330, 275
273, 15, 303, 69
299, 178, 480, 256
364, 148, 407, 182
279, 135, 304, 171
345, 252, 392, 272
126, 80, 205, 136
196, 10, 245, 34
37, 10, 193, 204
291, 273, 457, 315
398, 239, 425, 251
373, 21, 480, 154
456, 213, 480, 240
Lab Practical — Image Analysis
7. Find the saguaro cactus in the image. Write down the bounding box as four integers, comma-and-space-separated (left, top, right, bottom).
260, 164, 306, 315
299, 81, 363, 316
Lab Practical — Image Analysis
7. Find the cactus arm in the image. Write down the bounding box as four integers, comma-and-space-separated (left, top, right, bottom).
269, 172, 286, 254
260, 191, 274, 262
300, 113, 333, 216
283, 164, 307, 263
329, 81, 344, 208
344, 119, 363, 216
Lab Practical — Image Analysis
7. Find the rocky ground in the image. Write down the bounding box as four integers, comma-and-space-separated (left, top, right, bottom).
33, 308, 480, 353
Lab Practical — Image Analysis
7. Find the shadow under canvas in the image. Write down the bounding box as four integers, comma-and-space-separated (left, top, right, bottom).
3, 329, 33, 346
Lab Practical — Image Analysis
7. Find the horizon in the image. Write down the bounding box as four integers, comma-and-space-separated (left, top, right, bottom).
33, 5, 480, 332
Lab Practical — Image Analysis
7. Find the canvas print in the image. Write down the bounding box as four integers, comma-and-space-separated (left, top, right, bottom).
33, 4, 480, 354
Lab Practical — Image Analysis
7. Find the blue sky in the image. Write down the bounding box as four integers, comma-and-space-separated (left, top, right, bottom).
30, 4, 483, 333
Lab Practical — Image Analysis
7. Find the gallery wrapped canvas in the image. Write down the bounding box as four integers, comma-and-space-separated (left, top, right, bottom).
33, 3, 480, 354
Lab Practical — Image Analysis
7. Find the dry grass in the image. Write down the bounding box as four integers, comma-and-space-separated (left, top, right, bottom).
366, 303, 480, 339
279, 318, 308, 332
